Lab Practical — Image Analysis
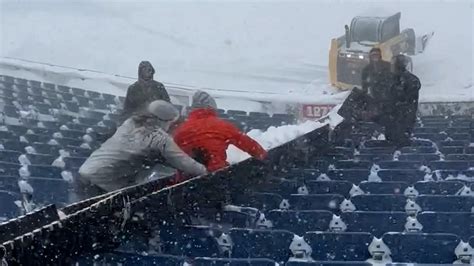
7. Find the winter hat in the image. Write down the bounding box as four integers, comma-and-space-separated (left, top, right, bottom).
191, 90, 217, 110
147, 100, 179, 121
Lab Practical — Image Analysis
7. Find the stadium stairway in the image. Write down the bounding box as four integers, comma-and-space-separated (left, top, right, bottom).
0, 75, 474, 265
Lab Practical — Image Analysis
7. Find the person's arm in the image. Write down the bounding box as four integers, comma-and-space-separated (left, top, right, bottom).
226, 123, 267, 160
161, 136, 207, 176
155, 82, 171, 102
145, 128, 206, 176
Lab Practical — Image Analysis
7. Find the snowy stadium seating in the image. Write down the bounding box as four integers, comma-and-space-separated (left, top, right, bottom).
0, 74, 473, 265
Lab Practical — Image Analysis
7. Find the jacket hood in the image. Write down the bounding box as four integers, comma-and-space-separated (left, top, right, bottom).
138, 61, 155, 82
191, 90, 217, 110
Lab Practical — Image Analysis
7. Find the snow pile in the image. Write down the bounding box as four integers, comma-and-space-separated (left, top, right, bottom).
227, 104, 343, 163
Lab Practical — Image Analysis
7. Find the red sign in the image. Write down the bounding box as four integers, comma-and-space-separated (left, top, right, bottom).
302, 104, 336, 119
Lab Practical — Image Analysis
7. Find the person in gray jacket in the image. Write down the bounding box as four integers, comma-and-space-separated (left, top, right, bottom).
78, 100, 207, 194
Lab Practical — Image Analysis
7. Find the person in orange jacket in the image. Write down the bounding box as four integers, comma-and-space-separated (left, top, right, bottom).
174, 91, 267, 173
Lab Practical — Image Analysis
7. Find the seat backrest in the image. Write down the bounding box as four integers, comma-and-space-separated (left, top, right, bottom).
359, 181, 408, 195
382, 232, 459, 264
28, 165, 63, 179
429, 161, 470, 171
335, 160, 371, 170
327, 169, 370, 184
0, 150, 21, 163
377, 169, 425, 183
194, 258, 277, 266
351, 194, 407, 212
341, 211, 407, 238
305, 232, 372, 261
307, 181, 353, 197
414, 181, 464, 195
230, 228, 294, 263
290, 194, 344, 211
379, 161, 422, 170
233, 192, 283, 211
0, 162, 21, 176
418, 212, 473, 237
287, 262, 372, 266
417, 195, 474, 212
63, 156, 86, 170
267, 210, 333, 236
0, 190, 19, 221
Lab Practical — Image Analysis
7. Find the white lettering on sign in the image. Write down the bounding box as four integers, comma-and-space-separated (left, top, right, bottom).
303, 104, 335, 118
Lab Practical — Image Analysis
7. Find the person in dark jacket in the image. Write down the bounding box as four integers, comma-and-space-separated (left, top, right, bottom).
122, 61, 170, 121
174, 91, 267, 172
385, 54, 421, 147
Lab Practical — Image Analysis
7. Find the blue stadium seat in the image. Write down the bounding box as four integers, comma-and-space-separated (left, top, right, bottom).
59, 92, 74, 101
306, 180, 353, 197
286, 262, 371, 266
418, 212, 473, 237
289, 194, 344, 211
227, 110, 247, 116
27, 165, 63, 179
160, 225, 221, 257
23, 154, 56, 165
0, 162, 20, 176
360, 147, 396, 154
54, 137, 83, 147
446, 154, 474, 161
57, 85, 71, 94
22, 134, 51, 144
309, 160, 330, 171
92, 99, 108, 109
450, 133, 471, 141
335, 160, 371, 169
341, 211, 407, 237
71, 87, 86, 96
0, 190, 19, 220
400, 146, 437, 154
230, 228, 294, 263
7, 125, 28, 136
267, 210, 332, 236
27, 177, 70, 204
2, 140, 28, 152
434, 170, 474, 180
86, 90, 101, 99
63, 156, 86, 170
327, 170, 370, 184
66, 146, 93, 157
77, 117, 101, 126
417, 195, 474, 212
414, 127, 442, 134
305, 232, 372, 261
0, 175, 20, 192
75, 96, 91, 107
363, 140, 394, 148
410, 139, 436, 147
356, 153, 393, 162
379, 161, 422, 170
194, 258, 277, 266
0, 130, 14, 140
101, 93, 117, 104
64, 102, 80, 113
0, 150, 21, 163
59, 129, 85, 140
377, 170, 425, 183
219, 210, 251, 228
30, 143, 61, 156
429, 161, 469, 171
383, 233, 459, 264
351, 195, 407, 212
255, 178, 297, 197
233, 192, 283, 211
439, 140, 467, 147
359, 181, 408, 195
398, 154, 440, 162
414, 181, 464, 195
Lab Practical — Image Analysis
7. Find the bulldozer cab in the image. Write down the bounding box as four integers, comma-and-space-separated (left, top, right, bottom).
349, 12, 401, 44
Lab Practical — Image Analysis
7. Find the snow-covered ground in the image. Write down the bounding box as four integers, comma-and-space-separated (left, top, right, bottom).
1, 0, 472, 104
